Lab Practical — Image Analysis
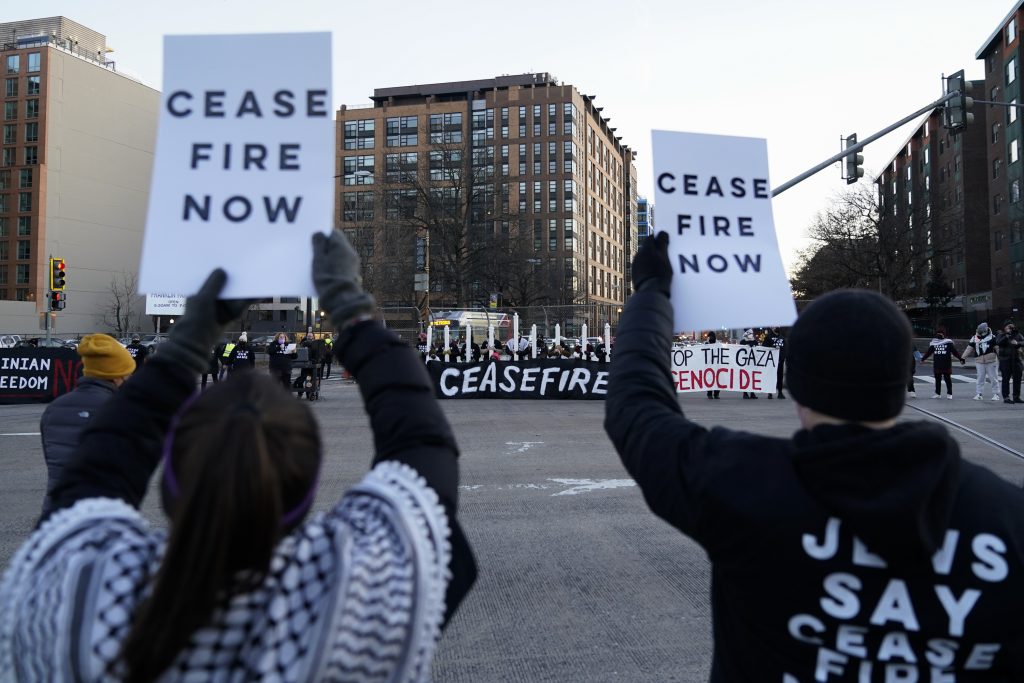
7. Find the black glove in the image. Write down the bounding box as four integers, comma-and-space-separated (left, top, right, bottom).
632, 231, 672, 297
158, 270, 253, 375
311, 231, 376, 327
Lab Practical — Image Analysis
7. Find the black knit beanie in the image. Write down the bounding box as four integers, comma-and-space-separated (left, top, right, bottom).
787, 290, 911, 421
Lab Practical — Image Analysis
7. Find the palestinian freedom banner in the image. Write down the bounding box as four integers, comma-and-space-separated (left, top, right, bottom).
672, 343, 778, 394
0, 348, 82, 404
428, 359, 608, 400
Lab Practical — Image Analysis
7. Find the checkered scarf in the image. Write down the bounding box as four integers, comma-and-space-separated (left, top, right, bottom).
0, 461, 451, 682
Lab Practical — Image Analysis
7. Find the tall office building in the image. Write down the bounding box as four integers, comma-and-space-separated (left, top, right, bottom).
0, 17, 159, 333
335, 73, 636, 316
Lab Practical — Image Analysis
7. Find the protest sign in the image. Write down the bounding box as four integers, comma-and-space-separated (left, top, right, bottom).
652, 130, 796, 332
428, 359, 609, 400
145, 293, 187, 316
139, 33, 333, 299
671, 343, 778, 394
0, 348, 81, 404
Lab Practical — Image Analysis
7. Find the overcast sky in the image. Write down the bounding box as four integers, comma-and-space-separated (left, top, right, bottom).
15, 0, 1019, 269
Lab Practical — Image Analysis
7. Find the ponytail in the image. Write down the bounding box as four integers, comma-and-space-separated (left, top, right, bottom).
119, 374, 320, 682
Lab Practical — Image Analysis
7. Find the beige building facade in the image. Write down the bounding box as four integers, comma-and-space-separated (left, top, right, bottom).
0, 17, 159, 334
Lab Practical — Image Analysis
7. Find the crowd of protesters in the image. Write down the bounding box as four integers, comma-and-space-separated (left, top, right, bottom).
417, 333, 613, 363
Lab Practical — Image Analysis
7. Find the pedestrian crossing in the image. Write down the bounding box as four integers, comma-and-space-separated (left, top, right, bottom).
913, 374, 977, 384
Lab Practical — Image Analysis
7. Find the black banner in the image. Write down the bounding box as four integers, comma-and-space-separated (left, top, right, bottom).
427, 359, 609, 400
0, 348, 82, 404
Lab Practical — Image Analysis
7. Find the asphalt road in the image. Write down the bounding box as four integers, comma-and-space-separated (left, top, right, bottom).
1, 370, 1023, 681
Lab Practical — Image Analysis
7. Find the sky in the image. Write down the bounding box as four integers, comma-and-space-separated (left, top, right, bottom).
14, 0, 1020, 270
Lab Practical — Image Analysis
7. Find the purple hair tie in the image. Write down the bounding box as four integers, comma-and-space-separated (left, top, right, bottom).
161, 391, 319, 529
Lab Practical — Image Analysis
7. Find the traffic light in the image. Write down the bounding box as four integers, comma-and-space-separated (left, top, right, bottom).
943, 70, 974, 132
49, 257, 66, 291
844, 134, 864, 185
49, 290, 65, 311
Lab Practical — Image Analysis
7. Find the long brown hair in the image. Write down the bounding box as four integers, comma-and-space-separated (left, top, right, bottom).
119, 372, 321, 682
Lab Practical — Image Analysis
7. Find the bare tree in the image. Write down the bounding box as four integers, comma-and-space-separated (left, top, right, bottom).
795, 184, 957, 303
99, 271, 144, 338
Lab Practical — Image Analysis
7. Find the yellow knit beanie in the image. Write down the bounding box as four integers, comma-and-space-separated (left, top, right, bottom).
78, 334, 137, 379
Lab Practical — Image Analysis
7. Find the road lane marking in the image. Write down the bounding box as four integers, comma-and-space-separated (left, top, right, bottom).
0, 432, 40, 436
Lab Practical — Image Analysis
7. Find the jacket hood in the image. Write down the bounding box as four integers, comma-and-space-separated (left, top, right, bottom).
792, 421, 960, 567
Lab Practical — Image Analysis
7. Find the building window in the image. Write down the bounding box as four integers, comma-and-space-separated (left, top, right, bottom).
24, 122, 38, 143
1009, 19, 1018, 45
1015, 262, 1024, 283
1010, 139, 1020, 164
992, 122, 1001, 144
994, 158, 1002, 178
3, 124, 13, 145
341, 191, 374, 222
428, 112, 462, 144
996, 230, 1004, 251
14, 288, 28, 301
1011, 100, 1019, 125
0, 170, 7, 190
27, 53, 40, 73
342, 119, 375, 150
25, 100, 38, 119
342, 155, 374, 185
4, 102, 15, 120
386, 116, 418, 147
994, 193, 1004, 214
16, 216, 29, 235
5, 78, 16, 97
5, 56, 18, 74
16, 240, 29, 260
18, 169, 30, 188
26, 76, 39, 95
1007, 57, 1017, 86
1014, 179, 1022, 204
24, 146, 37, 165
14, 263, 28, 285
17, 192, 30, 212
384, 152, 417, 182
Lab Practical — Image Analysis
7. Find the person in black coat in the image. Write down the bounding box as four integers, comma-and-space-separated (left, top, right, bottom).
995, 319, 1024, 403
704, 331, 720, 400
38, 334, 135, 519
762, 327, 787, 399
266, 331, 293, 390
226, 334, 255, 373
605, 233, 1024, 681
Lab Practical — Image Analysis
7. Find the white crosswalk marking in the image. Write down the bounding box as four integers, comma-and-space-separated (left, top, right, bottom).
915, 375, 975, 383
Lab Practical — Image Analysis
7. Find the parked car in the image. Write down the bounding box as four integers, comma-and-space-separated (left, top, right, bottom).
0, 334, 22, 348
139, 334, 169, 351
248, 335, 275, 353
15, 338, 74, 349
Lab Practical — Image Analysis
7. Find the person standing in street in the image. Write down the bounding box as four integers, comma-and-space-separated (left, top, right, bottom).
124, 334, 149, 372
267, 331, 293, 391
226, 333, 255, 374
38, 334, 135, 519
704, 331, 721, 400
605, 233, 1024, 681
762, 327, 787, 399
216, 338, 234, 381
740, 329, 759, 399
964, 322, 1001, 401
995, 319, 1024, 403
200, 345, 219, 390
920, 327, 965, 399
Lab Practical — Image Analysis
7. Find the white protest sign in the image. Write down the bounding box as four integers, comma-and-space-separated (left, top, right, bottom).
652, 131, 796, 331
139, 33, 333, 299
145, 293, 187, 316
670, 344, 778, 393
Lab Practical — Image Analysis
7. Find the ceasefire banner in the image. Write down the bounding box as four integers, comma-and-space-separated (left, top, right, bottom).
652, 130, 797, 332
139, 32, 333, 299
0, 348, 82, 404
671, 344, 778, 394
427, 349, 778, 399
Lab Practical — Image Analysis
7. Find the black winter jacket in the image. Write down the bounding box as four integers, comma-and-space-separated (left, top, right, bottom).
605, 291, 1024, 681
995, 330, 1024, 364
267, 340, 293, 371
38, 377, 117, 517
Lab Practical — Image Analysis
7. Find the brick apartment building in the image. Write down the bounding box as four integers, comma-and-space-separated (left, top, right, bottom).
335, 73, 637, 319
977, 3, 1024, 314
878, 97, 991, 315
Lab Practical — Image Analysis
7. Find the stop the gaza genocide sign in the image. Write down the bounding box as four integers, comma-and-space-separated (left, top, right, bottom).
652, 131, 797, 332
139, 33, 333, 299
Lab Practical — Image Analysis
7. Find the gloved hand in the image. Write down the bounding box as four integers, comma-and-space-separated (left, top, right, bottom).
158, 270, 253, 375
312, 231, 376, 328
632, 231, 673, 297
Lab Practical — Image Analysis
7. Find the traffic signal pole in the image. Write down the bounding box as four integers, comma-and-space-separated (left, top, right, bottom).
771, 92, 956, 197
